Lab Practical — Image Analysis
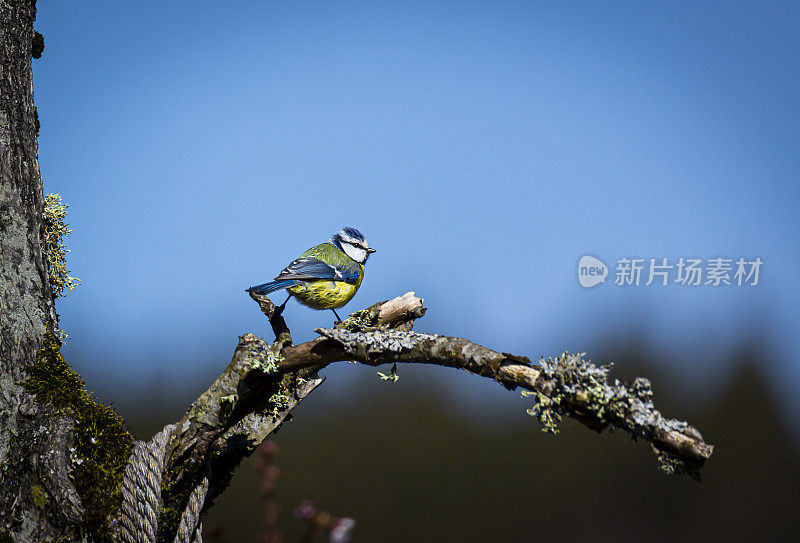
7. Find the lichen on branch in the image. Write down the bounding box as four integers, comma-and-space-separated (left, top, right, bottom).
522, 351, 709, 477
43, 193, 80, 298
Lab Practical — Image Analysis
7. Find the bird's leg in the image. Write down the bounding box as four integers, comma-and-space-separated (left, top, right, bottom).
331, 308, 342, 325
276, 293, 291, 315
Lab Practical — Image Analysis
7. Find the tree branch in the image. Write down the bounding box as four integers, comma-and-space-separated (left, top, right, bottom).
273, 292, 712, 473
282, 329, 710, 472
149, 290, 713, 541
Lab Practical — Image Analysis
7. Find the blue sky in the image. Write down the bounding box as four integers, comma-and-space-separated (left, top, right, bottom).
34, 1, 800, 415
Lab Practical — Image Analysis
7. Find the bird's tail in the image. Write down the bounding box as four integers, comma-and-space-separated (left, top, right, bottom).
246, 279, 295, 295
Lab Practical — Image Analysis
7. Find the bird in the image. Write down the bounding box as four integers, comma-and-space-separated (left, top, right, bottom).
247, 227, 376, 323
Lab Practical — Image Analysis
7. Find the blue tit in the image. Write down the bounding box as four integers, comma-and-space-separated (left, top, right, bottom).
247, 227, 376, 322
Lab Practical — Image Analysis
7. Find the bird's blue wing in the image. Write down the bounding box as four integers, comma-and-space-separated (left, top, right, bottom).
274, 257, 361, 284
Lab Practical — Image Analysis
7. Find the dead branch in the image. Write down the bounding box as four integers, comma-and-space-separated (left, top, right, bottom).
150, 290, 713, 541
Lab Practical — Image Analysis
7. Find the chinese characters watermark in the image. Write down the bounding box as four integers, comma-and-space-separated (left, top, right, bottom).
579, 256, 762, 288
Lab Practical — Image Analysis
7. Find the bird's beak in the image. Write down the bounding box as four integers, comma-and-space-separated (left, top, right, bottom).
367, 248, 376, 253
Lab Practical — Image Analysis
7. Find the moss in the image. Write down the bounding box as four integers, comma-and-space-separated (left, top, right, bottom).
43, 194, 80, 298
32, 31, 44, 59
156, 503, 182, 543
157, 459, 202, 543
33, 105, 40, 136
31, 485, 47, 508
23, 334, 133, 542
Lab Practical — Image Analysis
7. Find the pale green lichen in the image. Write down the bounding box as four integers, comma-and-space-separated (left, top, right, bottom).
522, 390, 562, 434
655, 451, 680, 475
339, 308, 378, 331
43, 193, 80, 298
268, 390, 290, 416
316, 328, 439, 356
245, 346, 282, 373
653, 450, 698, 478
526, 352, 692, 475
523, 352, 608, 435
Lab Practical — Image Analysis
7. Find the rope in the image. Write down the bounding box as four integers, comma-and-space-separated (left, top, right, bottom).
117, 423, 208, 543
173, 475, 209, 543
118, 424, 175, 543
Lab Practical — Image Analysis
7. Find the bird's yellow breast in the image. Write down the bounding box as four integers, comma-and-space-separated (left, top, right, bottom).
286, 264, 364, 310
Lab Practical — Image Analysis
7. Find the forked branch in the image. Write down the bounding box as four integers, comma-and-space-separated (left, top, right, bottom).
126, 291, 714, 542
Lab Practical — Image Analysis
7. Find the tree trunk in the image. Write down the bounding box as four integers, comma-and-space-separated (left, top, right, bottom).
1, 0, 86, 540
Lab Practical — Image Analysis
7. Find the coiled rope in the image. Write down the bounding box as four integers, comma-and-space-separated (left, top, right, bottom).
117, 424, 207, 543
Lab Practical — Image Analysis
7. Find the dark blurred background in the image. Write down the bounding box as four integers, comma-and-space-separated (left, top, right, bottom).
32, 1, 800, 541
117, 338, 800, 542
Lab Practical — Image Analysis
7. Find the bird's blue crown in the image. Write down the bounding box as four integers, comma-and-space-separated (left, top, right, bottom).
333, 227, 366, 245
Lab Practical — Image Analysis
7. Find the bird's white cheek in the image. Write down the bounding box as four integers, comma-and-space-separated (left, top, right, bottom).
342, 243, 367, 263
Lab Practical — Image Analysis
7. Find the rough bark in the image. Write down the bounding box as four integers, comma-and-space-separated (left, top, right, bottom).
0, 0, 88, 540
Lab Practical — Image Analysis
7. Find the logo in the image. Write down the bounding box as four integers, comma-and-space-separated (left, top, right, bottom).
577, 255, 762, 288
578, 255, 608, 288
